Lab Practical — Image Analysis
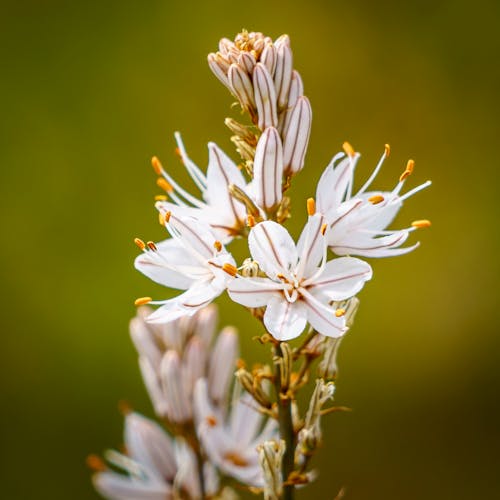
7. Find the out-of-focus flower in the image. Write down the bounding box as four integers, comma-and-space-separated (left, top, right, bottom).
194, 379, 277, 488
91, 412, 218, 500
315, 144, 431, 257
228, 217, 372, 340
134, 213, 236, 323
130, 305, 239, 423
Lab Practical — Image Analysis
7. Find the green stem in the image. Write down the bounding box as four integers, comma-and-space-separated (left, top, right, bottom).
274, 343, 295, 500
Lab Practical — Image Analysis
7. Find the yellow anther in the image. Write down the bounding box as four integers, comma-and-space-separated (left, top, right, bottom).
276, 273, 286, 281
174, 147, 184, 164
158, 213, 165, 225
384, 144, 391, 157
214, 240, 222, 252
368, 195, 385, 205
335, 308, 346, 317
224, 451, 249, 467
151, 156, 163, 175
222, 263, 237, 276
247, 214, 256, 227
164, 211, 171, 222
157, 177, 173, 192
134, 238, 146, 250
118, 400, 132, 415
134, 297, 152, 306
321, 223, 328, 235
206, 415, 218, 427
342, 141, 356, 157
86, 454, 107, 472
306, 197, 316, 216
155, 195, 168, 201
399, 159, 415, 182
147, 241, 157, 251
236, 358, 247, 370
411, 219, 431, 229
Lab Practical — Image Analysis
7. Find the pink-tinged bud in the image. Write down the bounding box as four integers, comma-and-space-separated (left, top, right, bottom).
138, 356, 168, 418
125, 412, 177, 481
207, 53, 231, 91
237, 51, 256, 74
280, 70, 304, 134
228, 63, 255, 111
192, 304, 218, 347
160, 351, 191, 423
274, 35, 293, 110
208, 327, 239, 405
253, 127, 284, 210
253, 63, 278, 130
184, 337, 207, 393
282, 96, 312, 174
129, 315, 162, 369
261, 43, 277, 76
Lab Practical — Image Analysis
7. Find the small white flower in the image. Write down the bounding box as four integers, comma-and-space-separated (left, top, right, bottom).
228, 216, 372, 340
194, 379, 277, 488
316, 143, 431, 257
134, 213, 237, 324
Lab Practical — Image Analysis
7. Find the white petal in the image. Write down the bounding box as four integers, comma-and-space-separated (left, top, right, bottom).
138, 356, 168, 417
161, 351, 192, 423
296, 214, 326, 280
134, 239, 197, 290
228, 277, 283, 307
130, 315, 162, 368
125, 413, 177, 481
253, 63, 278, 129
183, 337, 207, 395
301, 292, 347, 338
93, 471, 170, 500
263, 296, 307, 341
229, 392, 264, 447
249, 221, 297, 278
307, 257, 372, 301
274, 35, 293, 110
253, 127, 283, 210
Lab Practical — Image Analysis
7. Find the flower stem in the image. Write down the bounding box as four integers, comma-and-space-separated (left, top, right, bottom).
274, 343, 295, 500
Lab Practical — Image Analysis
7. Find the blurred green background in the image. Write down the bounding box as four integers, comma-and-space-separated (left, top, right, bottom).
1, 0, 499, 498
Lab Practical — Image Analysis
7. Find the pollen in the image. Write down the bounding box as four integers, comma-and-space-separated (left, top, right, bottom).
157, 177, 173, 193
342, 141, 356, 157
335, 308, 346, 317
224, 451, 249, 467
151, 156, 163, 175
214, 240, 222, 252
134, 297, 152, 306
158, 213, 165, 225
411, 219, 431, 228
384, 144, 391, 157
86, 454, 107, 472
134, 238, 146, 250
400, 159, 415, 182
174, 147, 184, 164
155, 195, 168, 201
247, 214, 256, 227
147, 241, 158, 251
222, 263, 237, 276
164, 211, 172, 222
306, 197, 316, 216
368, 195, 385, 205
206, 415, 218, 427
321, 223, 328, 235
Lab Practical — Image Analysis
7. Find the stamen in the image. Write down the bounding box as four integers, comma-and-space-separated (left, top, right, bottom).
134, 238, 146, 250
321, 223, 327, 235
342, 141, 355, 157
400, 159, 415, 182
411, 219, 431, 228
155, 195, 168, 201
214, 240, 222, 252
335, 308, 346, 317
118, 400, 132, 415
134, 297, 152, 306
247, 214, 256, 227
206, 415, 218, 427
222, 263, 237, 276
151, 156, 163, 175
368, 195, 385, 205
86, 454, 107, 472
384, 144, 391, 157
224, 451, 249, 467
277, 273, 287, 281
164, 211, 172, 222
307, 197, 316, 216
157, 178, 174, 193
147, 241, 158, 251
158, 213, 165, 225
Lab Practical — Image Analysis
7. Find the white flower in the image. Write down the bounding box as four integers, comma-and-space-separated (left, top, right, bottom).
228, 216, 372, 340
134, 212, 237, 323
194, 379, 277, 488
316, 143, 431, 257
92, 412, 218, 500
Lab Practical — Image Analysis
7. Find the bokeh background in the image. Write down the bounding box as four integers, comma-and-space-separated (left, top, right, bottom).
1, 0, 499, 498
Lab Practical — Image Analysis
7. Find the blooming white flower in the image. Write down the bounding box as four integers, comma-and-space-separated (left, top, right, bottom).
316, 144, 431, 257
194, 379, 277, 488
228, 216, 372, 340
92, 412, 218, 500
134, 212, 236, 323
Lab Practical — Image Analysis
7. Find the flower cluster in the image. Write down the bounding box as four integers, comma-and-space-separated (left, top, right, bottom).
91, 30, 431, 499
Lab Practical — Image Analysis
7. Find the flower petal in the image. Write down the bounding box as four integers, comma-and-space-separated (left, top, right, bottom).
296, 214, 327, 280
249, 221, 297, 279
228, 276, 283, 308
93, 471, 170, 500
263, 296, 307, 341
301, 291, 346, 338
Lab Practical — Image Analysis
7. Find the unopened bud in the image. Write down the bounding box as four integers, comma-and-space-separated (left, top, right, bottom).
258, 440, 286, 500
